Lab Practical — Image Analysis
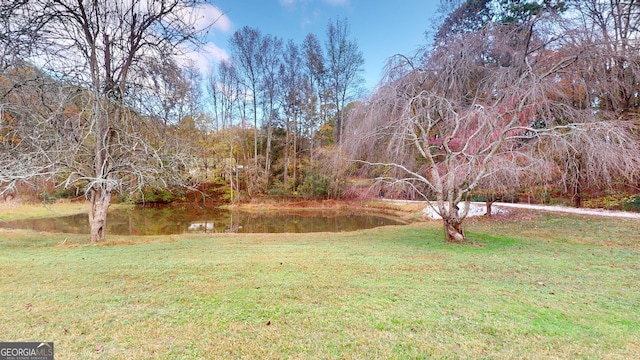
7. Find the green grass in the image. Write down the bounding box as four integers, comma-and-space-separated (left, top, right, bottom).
0, 211, 639, 359
0, 202, 133, 222
0, 202, 90, 221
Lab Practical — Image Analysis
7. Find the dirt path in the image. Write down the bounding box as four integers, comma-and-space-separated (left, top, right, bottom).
384, 199, 640, 220
487, 202, 640, 220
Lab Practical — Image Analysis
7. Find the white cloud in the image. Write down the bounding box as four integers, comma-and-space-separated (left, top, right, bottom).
178, 42, 230, 75
173, 3, 231, 33
169, 4, 231, 75
192, 4, 232, 33
177, 42, 229, 75
201, 42, 230, 64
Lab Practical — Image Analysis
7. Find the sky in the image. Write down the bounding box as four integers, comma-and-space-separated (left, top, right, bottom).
190, 0, 442, 92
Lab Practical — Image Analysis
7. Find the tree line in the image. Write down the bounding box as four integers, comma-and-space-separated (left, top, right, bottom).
1, 0, 639, 243
0, 1, 364, 241
202, 18, 364, 197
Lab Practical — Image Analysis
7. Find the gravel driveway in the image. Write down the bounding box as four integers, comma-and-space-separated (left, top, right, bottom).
385, 199, 640, 220
486, 202, 640, 220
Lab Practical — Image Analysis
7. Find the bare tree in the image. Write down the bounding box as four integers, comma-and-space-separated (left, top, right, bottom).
0, 0, 216, 241
325, 17, 364, 144
179, 61, 204, 125
566, 0, 640, 114
345, 16, 640, 242
229, 26, 263, 169
539, 120, 640, 207
0, 1, 48, 71
302, 33, 327, 165
433, 0, 492, 43
141, 57, 190, 132
207, 60, 240, 131
280, 39, 303, 190
534, 0, 640, 205
258, 34, 283, 185
1, 64, 72, 193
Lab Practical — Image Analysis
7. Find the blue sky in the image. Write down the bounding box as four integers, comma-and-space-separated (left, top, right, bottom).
194, 0, 442, 92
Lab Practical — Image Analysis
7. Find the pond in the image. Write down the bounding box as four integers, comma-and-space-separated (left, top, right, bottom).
0, 205, 404, 235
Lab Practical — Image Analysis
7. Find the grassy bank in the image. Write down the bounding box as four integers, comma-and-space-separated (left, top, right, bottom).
0, 201, 90, 221
0, 210, 639, 359
0, 201, 135, 222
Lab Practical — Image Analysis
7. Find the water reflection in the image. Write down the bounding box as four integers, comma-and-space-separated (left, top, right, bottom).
0, 205, 403, 235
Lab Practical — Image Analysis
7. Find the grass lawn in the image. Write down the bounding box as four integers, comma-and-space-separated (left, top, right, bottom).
0, 205, 639, 359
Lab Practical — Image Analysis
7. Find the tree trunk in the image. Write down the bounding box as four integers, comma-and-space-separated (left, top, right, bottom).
253, 94, 258, 170
443, 217, 466, 242
284, 117, 290, 190
229, 145, 234, 203
335, 107, 342, 144
88, 188, 111, 242
572, 180, 582, 208
265, 124, 272, 187
292, 112, 297, 192
571, 156, 583, 208
486, 200, 493, 216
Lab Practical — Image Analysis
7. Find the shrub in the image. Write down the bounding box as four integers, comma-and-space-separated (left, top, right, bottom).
298, 172, 332, 199
623, 195, 640, 212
